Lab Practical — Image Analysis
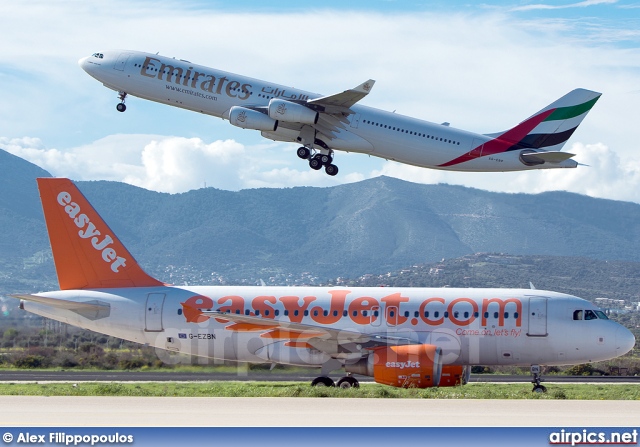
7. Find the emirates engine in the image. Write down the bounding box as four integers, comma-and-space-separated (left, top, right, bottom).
229, 106, 278, 131
268, 98, 318, 125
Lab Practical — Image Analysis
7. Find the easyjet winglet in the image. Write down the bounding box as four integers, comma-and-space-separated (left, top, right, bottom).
37, 178, 163, 289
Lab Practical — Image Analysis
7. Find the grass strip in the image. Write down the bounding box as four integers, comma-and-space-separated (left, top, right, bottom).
0, 382, 638, 399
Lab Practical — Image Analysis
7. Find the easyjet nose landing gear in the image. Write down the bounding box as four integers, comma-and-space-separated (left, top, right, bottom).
116, 91, 127, 112
531, 365, 547, 393
297, 147, 339, 176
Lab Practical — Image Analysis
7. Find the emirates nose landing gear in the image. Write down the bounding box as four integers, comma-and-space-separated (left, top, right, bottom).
116, 91, 127, 112
297, 147, 338, 176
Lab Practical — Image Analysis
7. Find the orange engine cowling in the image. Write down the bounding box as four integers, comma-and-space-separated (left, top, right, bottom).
438, 365, 470, 387
347, 344, 442, 388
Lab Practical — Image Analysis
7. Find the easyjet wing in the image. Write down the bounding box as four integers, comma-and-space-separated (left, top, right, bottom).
201, 309, 413, 357
12, 294, 110, 320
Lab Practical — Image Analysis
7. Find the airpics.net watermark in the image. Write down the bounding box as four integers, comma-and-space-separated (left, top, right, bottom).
549, 429, 638, 446
2, 432, 133, 446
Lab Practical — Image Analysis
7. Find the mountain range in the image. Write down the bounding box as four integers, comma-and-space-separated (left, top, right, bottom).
1, 148, 640, 293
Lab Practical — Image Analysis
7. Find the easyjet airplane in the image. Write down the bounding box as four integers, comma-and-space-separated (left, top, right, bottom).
13, 178, 635, 391
79, 51, 601, 177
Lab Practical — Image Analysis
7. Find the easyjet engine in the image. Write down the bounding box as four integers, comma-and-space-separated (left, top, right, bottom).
268, 98, 318, 125
229, 106, 278, 131
439, 364, 470, 387
345, 344, 444, 388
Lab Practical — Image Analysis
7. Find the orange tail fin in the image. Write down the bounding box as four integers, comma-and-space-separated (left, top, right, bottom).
37, 178, 164, 290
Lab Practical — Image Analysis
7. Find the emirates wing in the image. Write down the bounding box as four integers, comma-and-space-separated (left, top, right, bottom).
202, 310, 412, 358
307, 79, 376, 114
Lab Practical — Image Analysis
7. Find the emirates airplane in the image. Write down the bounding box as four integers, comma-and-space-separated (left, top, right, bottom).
13, 178, 634, 391
79, 50, 601, 177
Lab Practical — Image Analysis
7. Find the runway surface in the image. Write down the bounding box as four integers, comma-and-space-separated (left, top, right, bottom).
1, 370, 638, 383
0, 396, 638, 427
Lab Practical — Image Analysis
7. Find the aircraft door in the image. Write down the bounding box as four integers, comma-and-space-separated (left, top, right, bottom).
145, 293, 166, 332
370, 306, 381, 327
469, 138, 484, 158
114, 53, 131, 71
385, 306, 398, 327
350, 113, 361, 129
527, 297, 548, 336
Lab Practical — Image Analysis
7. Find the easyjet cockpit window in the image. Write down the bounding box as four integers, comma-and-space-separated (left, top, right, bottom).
595, 310, 608, 320
92, 53, 104, 59
573, 309, 608, 320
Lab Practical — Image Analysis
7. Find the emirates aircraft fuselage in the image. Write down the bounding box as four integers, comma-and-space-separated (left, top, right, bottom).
79, 50, 601, 176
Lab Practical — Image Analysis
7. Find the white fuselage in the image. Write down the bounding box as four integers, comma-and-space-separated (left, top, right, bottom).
22, 286, 634, 368
79, 50, 578, 172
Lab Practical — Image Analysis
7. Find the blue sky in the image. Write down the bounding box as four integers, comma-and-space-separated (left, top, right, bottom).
0, 0, 639, 201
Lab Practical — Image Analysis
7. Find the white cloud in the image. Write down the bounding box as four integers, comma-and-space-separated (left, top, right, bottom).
372, 142, 640, 203
512, 0, 618, 11
0, 2, 639, 203
1, 135, 356, 193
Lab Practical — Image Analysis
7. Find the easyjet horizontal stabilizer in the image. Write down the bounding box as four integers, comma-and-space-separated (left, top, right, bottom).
12, 294, 111, 320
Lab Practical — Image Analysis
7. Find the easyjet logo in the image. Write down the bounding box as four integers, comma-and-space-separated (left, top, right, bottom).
57, 191, 127, 273
181, 293, 522, 328
386, 361, 420, 369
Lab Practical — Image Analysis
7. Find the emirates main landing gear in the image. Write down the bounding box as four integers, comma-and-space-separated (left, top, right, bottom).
297, 147, 339, 176
116, 91, 127, 112
530, 365, 547, 393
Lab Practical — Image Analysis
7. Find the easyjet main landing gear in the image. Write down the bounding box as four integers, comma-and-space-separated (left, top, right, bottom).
311, 374, 359, 389
297, 147, 339, 176
116, 91, 127, 112
531, 365, 547, 393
